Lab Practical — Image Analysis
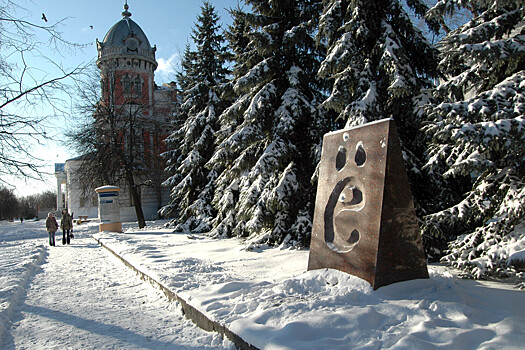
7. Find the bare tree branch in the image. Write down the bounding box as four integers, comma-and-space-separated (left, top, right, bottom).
0, 0, 89, 185
0, 68, 80, 110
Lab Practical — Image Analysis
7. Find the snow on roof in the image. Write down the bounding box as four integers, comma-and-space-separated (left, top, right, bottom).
95, 185, 121, 192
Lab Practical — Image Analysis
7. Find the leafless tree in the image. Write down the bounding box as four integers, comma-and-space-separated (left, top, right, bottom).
19, 190, 56, 218
67, 68, 169, 229
0, 0, 87, 185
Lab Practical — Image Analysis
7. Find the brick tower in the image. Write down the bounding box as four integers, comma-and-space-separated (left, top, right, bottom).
69, 1, 176, 222
96, 2, 157, 113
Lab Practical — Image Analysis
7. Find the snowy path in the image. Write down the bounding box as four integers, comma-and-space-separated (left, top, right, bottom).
1, 235, 231, 350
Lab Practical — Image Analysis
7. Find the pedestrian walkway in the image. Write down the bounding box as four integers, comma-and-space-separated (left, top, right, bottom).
1, 236, 231, 349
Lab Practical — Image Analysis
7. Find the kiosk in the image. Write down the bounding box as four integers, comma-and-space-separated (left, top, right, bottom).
95, 186, 122, 232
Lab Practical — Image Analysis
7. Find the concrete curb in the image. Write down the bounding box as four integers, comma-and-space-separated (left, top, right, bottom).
93, 237, 259, 350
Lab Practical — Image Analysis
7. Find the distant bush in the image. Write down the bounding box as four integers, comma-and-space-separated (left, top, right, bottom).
19, 191, 57, 219
0, 187, 19, 220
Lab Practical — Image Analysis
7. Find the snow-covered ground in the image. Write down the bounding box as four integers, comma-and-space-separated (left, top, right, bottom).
2, 219, 525, 349
0, 220, 232, 349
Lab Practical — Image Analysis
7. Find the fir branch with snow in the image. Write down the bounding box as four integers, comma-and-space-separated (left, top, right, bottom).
317, 0, 441, 217
208, 0, 334, 246
421, 0, 525, 279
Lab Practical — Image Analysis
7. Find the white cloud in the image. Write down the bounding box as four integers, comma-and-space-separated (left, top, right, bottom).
156, 53, 179, 84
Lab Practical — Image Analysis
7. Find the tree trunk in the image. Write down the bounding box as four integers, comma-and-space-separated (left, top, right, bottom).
126, 171, 146, 229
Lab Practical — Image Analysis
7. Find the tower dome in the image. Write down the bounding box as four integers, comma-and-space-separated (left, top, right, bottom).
96, 2, 157, 71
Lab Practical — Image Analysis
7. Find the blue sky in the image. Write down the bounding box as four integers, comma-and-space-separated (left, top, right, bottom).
12, 0, 238, 196
38, 0, 237, 84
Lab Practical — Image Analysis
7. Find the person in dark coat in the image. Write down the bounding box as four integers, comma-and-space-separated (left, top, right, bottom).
60, 209, 73, 245
45, 212, 58, 246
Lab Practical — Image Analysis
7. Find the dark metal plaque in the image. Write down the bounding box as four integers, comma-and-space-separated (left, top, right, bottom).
307, 119, 428, 289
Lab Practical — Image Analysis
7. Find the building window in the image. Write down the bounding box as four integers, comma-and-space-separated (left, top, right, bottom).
122, 75, 131, 94
134, 76, 142, 96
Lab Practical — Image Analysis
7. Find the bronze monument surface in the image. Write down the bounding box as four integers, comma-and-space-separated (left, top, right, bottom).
307, 118, 428, 289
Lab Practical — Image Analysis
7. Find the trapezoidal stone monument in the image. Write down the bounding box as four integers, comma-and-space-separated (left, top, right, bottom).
307, 118, 428, 289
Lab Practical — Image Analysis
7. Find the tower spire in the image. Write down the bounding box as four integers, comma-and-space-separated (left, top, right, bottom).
122, 1, 131, 18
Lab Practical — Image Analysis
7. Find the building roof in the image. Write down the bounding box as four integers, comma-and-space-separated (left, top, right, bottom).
97, 3, 156, 63
102, 18, 151, 52
65, 153, 95, 162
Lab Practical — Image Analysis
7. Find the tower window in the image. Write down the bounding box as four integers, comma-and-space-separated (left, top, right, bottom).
134, 76, 142, 96
123, 75, 131, 94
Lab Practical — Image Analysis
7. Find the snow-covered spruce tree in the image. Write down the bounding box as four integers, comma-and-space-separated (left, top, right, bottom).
205, 7, 252, 238
160, 44, 194, 220
161, 1, 230, 232
422, 0, 525, 279
207, 0, 333, 246
317, 1, 441, 219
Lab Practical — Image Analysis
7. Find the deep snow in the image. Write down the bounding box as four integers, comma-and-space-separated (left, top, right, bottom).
1, 219, 525, 349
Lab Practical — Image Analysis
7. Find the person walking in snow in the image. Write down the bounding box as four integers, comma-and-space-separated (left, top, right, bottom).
60, 209, 73, 245
45, 212, 58, 246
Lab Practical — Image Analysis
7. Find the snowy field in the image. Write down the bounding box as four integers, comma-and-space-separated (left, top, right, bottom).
0, 220, 232, 349
1, 219, 525, 349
